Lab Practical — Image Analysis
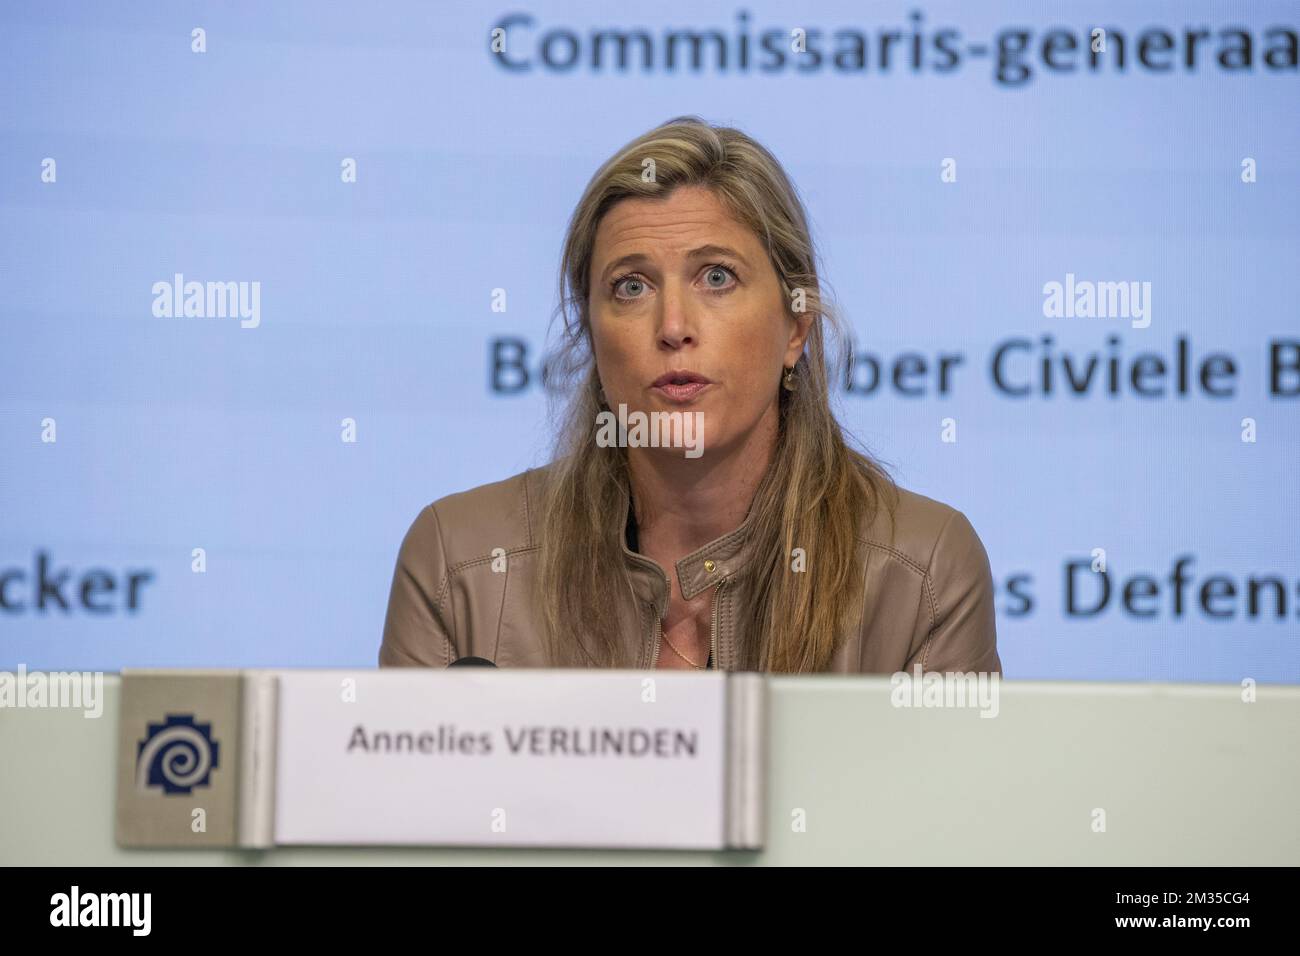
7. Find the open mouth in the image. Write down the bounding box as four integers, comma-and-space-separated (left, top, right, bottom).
651, 371, 713, 403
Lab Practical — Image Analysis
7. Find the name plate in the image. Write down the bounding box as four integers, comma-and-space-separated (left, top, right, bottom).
274, 670, 766, 850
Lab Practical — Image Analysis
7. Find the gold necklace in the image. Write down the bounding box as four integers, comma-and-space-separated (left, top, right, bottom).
661, 633, 706, 669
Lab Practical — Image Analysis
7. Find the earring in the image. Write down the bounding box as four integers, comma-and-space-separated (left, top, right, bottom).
782, 366, 796, 392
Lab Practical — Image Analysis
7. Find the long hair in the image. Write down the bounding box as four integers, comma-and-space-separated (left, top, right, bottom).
537, 116, 897, 672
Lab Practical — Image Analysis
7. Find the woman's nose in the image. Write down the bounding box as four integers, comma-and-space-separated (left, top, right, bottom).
656, 284, 697, 349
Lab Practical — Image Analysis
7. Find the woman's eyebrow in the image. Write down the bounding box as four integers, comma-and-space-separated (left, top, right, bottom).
598, 244, 750, 284
599, 252, 651, 282
685, 244, 748, 265
598, 243, 754, 283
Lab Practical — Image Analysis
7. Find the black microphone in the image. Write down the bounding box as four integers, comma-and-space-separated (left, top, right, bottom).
448, 656, 497, 668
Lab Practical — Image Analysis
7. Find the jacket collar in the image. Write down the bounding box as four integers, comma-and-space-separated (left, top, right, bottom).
618, 486, 762, 614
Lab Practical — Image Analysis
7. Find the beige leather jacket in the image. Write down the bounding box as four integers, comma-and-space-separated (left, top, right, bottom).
379, 465, 1001, 674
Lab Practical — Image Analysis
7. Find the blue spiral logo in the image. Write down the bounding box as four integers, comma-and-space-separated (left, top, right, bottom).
136, 714, 219, 795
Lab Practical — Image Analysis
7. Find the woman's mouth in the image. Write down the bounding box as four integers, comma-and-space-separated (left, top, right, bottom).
651, 371, 713, 403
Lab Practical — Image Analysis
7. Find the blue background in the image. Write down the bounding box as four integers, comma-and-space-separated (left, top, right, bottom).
1, 1, 1296, 681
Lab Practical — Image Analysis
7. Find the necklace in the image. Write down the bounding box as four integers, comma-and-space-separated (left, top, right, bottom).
661, 633, 707, 669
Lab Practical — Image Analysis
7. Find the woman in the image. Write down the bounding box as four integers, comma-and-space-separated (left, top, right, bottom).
380, 116, 1001, 675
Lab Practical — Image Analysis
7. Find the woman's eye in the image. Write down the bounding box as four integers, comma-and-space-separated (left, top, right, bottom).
703, 266, 736, 290
615, 276, 646, 299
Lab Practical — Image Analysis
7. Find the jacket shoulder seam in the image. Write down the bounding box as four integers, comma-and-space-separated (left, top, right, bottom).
919, 510, 961, 669
858, 537, 927, 577
424, 503, 455, 667
446, 544, 539, 577
920, 574, 940, 669
523, 469, 535, 549
422, 504, 452, 615
434, 470, 536, 578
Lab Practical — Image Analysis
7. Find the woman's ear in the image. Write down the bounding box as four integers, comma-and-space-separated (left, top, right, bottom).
784, 311, 813, 366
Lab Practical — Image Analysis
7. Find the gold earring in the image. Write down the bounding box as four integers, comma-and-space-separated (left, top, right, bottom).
782, 366, 796, 391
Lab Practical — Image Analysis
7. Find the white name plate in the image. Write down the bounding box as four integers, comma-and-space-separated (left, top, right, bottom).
273, 670, 766, 850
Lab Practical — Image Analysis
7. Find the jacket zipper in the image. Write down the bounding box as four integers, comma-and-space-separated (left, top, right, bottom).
651, 611, 663, 669
651, 578, 725, 669
709, 579, 726, 670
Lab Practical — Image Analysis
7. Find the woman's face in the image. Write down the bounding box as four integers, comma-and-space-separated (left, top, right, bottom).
587, 185, 811, 460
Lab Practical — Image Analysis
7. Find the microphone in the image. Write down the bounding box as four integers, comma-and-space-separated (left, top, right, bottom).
448, 656, 497, 668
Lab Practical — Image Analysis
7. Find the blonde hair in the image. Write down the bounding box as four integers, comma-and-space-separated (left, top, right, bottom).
537, 116, 897, 671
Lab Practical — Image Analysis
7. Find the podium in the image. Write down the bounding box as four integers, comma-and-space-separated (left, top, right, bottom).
1, 672, 1297, 865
